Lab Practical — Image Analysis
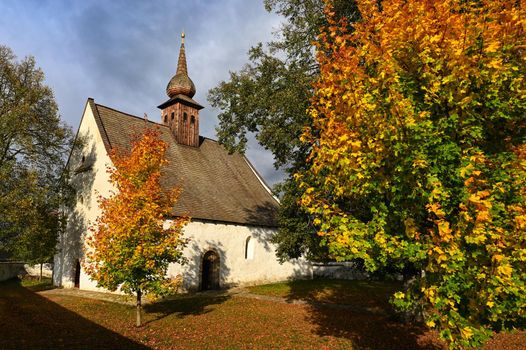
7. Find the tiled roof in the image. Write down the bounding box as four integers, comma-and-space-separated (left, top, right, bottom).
91, 101, 279, 227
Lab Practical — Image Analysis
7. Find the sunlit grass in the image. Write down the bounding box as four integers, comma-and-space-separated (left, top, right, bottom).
20, 276, 54, 291
248, 278, 402, 308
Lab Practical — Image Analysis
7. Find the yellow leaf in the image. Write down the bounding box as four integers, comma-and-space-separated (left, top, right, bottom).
492, 254, 504, 262
461, 327, 473, 339
497, 264, 512, 277
484, 41, 500, 53
339, 134, 349, 142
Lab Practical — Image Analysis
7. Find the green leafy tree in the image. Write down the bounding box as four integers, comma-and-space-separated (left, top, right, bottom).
0, 45, 72, 266
8, 171, 64, 280
84, 127, 189, 327
208, 0, 359, 261
300, 0, 526, 348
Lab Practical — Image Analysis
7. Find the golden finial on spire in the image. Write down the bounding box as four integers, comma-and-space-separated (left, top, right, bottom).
181, 31, 185, 44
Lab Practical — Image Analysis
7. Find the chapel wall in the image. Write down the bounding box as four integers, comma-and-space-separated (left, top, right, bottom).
167, 220, 313, 291
53, 104, 115, 289
71, 220, 312, 293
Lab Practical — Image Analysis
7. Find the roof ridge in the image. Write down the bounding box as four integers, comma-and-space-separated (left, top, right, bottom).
95, 102, 224, 143
94, 102, 168, 128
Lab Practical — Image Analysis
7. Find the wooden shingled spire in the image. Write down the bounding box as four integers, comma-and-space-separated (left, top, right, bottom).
166, 32, 196, 98
158, 33, 203, 147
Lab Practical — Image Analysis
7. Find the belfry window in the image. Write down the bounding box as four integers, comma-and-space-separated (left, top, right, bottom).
191, 115, 195, 124
171, 112, 174, 121
183, 112, 188, 124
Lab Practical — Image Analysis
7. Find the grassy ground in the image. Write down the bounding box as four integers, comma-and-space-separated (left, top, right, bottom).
1, 277, 524, 349
20, 276, 55, 291
247, 279, 402, 310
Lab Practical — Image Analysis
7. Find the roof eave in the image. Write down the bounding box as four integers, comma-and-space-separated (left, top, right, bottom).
157, 95, 204, 110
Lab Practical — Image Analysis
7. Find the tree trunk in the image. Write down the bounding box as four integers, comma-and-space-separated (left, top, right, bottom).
136, 289, 142, 327
39, 263, 43, 282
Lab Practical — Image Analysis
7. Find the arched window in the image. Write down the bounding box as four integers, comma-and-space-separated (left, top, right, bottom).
190, 115, 195, 124
171, 112, 174, 121
164, 115, 168, 123
183, 112, 188, 124
245, 237, 254, 260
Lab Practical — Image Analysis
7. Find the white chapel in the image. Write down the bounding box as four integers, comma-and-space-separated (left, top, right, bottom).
53, 34, 311, 291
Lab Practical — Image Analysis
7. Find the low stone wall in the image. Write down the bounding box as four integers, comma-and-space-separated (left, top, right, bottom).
24, 263, 53, 278
312, 261, 369, 280
0, 262, 25, 282
312, 261, 406, 281
0, 262, 54, 282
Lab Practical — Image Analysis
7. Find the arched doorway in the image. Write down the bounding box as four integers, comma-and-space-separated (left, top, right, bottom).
201, 250, 220, 290
74, 260, 81, 288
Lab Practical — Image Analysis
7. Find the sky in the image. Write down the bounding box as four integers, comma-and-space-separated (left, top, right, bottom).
0, 0, 286, 186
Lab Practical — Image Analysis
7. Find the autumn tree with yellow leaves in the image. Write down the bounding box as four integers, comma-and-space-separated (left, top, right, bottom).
84, 127, 188, 327
300, 0, 526, 348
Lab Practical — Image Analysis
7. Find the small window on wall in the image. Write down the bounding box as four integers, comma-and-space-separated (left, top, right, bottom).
164, 115, 168, 123
245, 237, 254, 260
183, 112, 188, 123
171, 112, 175, 121
191, 115, 195, 124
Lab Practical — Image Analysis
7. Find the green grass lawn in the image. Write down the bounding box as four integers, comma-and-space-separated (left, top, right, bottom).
248, 279, 402, 310
20, 276, 55, 291
0, 277, 524, 349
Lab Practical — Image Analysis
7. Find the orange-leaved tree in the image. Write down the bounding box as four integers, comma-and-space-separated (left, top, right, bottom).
84, 126, 188, 327
300, 0, 526, 348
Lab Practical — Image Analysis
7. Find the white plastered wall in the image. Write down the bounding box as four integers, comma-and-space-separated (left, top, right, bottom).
53, 103, 115, 289
75, 219, 312, 293
167, 220, 312, 291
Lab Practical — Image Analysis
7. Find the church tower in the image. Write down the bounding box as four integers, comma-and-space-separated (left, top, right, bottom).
158, 33, 203, 147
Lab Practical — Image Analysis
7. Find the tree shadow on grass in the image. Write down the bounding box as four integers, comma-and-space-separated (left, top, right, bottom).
143, 293, 230, 325
285, 278, 447, 350
303, 304, 446, 350
0, 278, 148, 350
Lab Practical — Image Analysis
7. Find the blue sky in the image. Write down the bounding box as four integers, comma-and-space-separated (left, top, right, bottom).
0, 0, 286, 185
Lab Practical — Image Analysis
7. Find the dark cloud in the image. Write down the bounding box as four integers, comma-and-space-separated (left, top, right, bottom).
0, 0, 286, 186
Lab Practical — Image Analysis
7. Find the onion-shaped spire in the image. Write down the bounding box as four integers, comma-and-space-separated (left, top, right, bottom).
166, 32, 196, 98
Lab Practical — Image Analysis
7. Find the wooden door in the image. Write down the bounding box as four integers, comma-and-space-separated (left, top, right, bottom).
202, 251, 220, 290
74, 260, 81, 288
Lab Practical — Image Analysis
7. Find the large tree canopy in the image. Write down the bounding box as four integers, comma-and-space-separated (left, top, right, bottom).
208, 0, 359, 261
0, 45, 72, 263
300, 0, 526, 348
